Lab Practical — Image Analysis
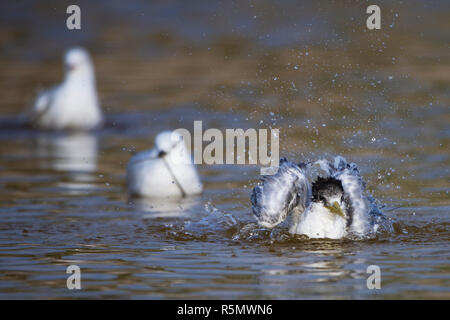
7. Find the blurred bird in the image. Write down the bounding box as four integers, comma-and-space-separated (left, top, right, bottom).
251, 156, 390, 239
127, 131, 203, 198
29, 47, 103, 131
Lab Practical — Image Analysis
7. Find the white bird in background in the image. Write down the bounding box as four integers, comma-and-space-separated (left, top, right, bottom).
251, 156, 391, 239
29, 47, 103, 131
127, 131, 203, 198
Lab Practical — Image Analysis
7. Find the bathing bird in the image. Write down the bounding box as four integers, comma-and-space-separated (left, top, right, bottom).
251, 156, 389, 239
29, 47, 103, 131
127, 131, 203, 198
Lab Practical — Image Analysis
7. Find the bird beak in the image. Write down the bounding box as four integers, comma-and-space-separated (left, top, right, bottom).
325, 201, 345, 218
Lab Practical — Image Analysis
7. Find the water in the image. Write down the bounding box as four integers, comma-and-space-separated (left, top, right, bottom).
0, 0, 449, 299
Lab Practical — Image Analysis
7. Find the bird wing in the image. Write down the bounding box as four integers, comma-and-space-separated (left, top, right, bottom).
28, 86, 57, 125
251, 158, 311, 228
329, 156, 373, 235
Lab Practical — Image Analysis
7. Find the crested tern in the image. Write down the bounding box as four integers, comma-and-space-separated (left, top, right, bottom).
251, 156, 390, 239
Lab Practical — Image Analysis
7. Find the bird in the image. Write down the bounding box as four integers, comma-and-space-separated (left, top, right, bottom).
28, 47, 103, 131
126, 130, 203, 198
251, 156, 390, 239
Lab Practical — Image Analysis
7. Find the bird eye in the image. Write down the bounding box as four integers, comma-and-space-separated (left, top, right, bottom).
158, 150, 167, 158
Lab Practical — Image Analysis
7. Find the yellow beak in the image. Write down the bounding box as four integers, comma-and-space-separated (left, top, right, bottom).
325, 201, 345, 218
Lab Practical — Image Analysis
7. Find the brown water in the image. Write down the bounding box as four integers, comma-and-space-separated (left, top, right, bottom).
0, 0, 449, 299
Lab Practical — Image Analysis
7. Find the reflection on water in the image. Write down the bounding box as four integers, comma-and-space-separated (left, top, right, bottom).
32, 133, 99, 195
131, 196, 203, 219
35, 133, 98, 173
0, 0, 449, 299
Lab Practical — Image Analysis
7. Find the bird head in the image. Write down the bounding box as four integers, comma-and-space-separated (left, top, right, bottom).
155, 130, 190, 163
312, 177, 346, 218
64, 47, 93, 74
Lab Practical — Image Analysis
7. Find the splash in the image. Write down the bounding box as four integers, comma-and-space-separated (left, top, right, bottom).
163, 202, 239, 241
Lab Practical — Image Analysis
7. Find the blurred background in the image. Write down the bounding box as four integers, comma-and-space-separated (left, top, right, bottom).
0, 0, 448, 299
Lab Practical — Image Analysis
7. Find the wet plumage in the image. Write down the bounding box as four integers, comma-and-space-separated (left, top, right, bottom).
251, 156, 391, 239
251, 158, 311, 228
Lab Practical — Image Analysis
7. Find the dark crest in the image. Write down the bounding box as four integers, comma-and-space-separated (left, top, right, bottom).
312, 176, 354, 226
312, 177, 344, 202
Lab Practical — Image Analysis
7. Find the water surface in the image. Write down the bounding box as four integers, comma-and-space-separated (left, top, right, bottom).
0, 0, 449, 299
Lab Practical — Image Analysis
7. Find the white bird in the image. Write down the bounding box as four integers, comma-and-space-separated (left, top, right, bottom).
127, 131, 203, 198
251, 156, 391, 239
29, 47, 103, 131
